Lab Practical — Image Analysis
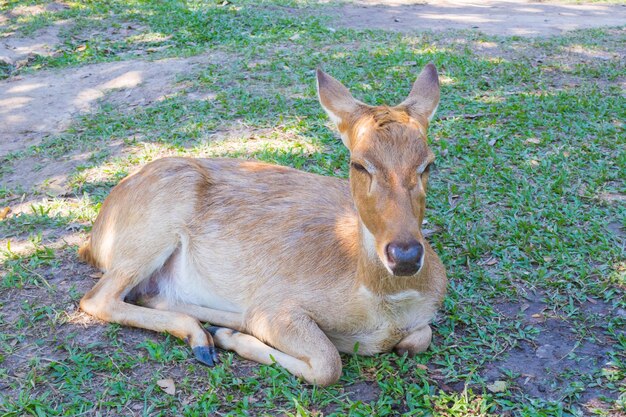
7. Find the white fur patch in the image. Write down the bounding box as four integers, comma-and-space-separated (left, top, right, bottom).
427, 103, 439, 122
360, 223, 378, 260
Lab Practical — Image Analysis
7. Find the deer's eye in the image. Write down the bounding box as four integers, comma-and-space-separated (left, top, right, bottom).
351, 162, 369, 174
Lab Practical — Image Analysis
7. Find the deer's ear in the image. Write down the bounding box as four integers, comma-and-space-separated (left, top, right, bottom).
316, 69, 363, 147
398, 63, 440, 125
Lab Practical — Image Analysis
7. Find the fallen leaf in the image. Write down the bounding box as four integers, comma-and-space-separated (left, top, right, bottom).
415, 364, 428, 371
89, 272, 103, 279
0, 206, 10, 220
488, 138, 497, 146
157, 378, 176, 395
448, 194, 460, 208
487, 380, 507, 393
65, 222, 83, 231
530, 159, 540, 167
481, 256, 498, 266
525, 137, 541, 144
76, 44, 87, 52
531, 313, 542, 318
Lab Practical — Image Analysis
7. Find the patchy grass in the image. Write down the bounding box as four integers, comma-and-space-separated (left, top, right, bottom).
1, 1, 625, 416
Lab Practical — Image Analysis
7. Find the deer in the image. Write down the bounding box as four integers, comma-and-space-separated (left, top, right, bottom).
78, 63, 447, 386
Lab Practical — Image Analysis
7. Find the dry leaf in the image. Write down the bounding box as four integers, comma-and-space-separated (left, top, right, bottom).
531, 313, 542, 318
530, 160, 540, 167
525, 138, 541, 144
484, 257, 498, 266
415, 364, 428, 370
487, 380, 507, 393
76, 44, 87, 52
0, 206, 10, 220
157, 378, 176, 395
89, 272, 103, 279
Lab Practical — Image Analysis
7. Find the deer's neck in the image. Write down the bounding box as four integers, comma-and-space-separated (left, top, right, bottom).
355, 221, 429, 295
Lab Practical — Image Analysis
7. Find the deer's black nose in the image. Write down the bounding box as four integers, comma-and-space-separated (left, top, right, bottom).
386, 240, 424, 276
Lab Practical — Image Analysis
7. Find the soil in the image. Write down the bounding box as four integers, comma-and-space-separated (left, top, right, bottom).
488, 291, 619, 409
0, 53, 223, 158
332, 0, 626, 37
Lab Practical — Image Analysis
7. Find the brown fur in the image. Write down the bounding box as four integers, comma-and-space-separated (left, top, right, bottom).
79, 64, 447, 386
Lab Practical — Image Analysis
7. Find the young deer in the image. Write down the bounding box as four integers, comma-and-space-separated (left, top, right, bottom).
79, 64, 447, 386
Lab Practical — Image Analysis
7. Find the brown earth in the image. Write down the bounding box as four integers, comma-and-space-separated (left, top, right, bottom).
333, 0, 626, 37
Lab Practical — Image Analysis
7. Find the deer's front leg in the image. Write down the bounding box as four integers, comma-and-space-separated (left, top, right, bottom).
394, 325, 432, 356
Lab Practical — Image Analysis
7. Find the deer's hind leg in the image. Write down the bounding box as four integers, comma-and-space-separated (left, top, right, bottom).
80, 259, 219, 366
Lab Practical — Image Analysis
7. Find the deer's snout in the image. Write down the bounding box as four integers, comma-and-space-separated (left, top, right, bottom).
385, 240, 424, 276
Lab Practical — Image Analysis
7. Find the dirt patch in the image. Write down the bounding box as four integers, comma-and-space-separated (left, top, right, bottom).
1, 152, 92, 195
75, 21, 148, 46
332, 0, 626, 37
0, 53, 225, 159
5, 1, 69, 18
0, 20, 68, 67
487, 293, 619, 406
344, 380, 381, 403
321, 380, 380, 414
599, 192, 626, 203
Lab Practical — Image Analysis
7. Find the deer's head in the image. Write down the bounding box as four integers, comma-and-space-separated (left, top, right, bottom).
317, 64, 440, 277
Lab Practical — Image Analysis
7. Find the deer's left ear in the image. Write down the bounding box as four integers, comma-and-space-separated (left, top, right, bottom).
397, 63, 440, 125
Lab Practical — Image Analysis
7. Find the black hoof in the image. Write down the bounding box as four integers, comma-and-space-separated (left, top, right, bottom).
193, 345, 218, 367
206, 326, 220, 336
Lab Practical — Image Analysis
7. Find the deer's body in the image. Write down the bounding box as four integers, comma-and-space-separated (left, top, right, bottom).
80, 64, 447, 385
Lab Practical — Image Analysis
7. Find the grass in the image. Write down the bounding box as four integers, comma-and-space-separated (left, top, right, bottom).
0, 1, 625, 416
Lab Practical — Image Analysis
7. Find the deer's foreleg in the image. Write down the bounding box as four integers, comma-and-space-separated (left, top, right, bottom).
393, 325, 432, 356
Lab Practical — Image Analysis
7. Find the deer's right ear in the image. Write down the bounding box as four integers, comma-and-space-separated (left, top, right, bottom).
316, 69, 362, 148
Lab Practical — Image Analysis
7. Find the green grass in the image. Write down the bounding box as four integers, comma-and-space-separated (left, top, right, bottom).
1, 0, 625, 416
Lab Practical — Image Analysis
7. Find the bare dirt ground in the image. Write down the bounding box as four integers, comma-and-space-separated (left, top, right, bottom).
0, 54, 219, 158
333, 0, 626, 36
